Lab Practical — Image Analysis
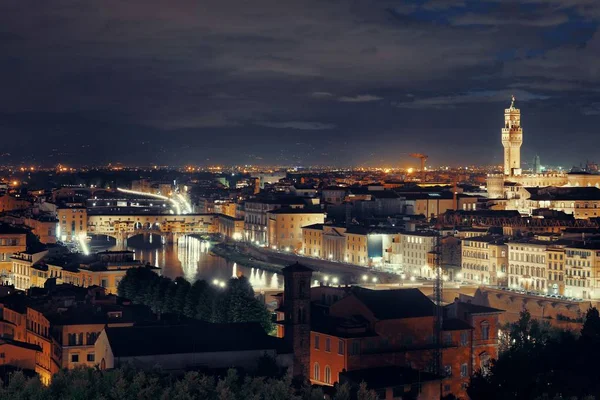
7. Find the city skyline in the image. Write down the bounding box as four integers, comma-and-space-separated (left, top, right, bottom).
2, 1, 600, 167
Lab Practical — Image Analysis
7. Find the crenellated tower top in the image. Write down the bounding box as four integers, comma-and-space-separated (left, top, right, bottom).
501, 95, 523, 176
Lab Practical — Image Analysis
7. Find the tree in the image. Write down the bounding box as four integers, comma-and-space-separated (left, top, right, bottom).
580, 307, 600, 344
357, 382, 379, 400
172, 277, 190, 313
118, 269, 273, 333
333, 382, 351, 400
468, 308, 594, 400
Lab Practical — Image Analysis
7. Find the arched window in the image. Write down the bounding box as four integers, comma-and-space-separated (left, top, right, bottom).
313, 363, 320, 381
324, 366, 331, 384
481, 321, 490, 340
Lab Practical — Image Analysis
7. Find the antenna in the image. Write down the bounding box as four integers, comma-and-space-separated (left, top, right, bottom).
432, 232, 443, 397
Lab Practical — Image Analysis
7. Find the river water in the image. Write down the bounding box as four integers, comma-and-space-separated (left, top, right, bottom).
89, 234, 283, 290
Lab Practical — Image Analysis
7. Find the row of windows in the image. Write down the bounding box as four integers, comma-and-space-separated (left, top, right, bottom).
549, 273, 563, 282
67, 332, 98, 346
444, 363, 469, 378
567, 269, 591, 278
463, 251, 489, 260
566, 279, 589, 287
549, 262, 563, 271
566, 259, 591, 267
509, 277, 546, 289
509, 265, 546, 278
71, 353, 95, 363
462, 263, 489, 272
0, 238, 20, 246
463, 241, 489, 248
313, 363, 331, 383
510, 253, 546, 263
314, 336, 344, 355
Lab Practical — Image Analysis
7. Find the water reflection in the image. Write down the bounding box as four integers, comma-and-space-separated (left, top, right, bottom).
89, 234, 283, 290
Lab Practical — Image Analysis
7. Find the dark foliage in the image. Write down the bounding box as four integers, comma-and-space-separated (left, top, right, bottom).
118, 267, 273, 332
469, 308, 600, 400
0, 366, 380, 400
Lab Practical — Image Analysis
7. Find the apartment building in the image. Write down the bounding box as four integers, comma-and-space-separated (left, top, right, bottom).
461, 235, 508, 286
546, 244, 566, 295
564, 243, 600, 299
57, 206, 88, 242
244, 197, 305, 244
0, 225, 27, 279
0, 285, 152, 383
398, 231, 438, 278
267, 208, 325, 251
276, 265, 504, 400
11, 249, 49, 291
507, 239, 548, 292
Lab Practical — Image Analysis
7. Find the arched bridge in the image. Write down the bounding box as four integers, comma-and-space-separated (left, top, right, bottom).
87, 214, 217, 246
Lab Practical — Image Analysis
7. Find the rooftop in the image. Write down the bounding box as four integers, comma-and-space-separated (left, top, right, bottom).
351, 287, 436, 320
0, 224, 29, 235
529, 187, 600, 201
0, 337, 41, 352
442, 318, 473, 331
105, 322, 279, 357
268, 207, 324, 215
302, 223, 325, 230
455, 302, 504, 315
463, 235, 507, 245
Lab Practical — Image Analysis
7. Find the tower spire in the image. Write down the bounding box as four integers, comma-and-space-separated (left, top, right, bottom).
502, 95, 523, 176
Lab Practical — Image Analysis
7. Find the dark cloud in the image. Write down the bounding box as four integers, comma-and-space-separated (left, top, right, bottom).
338, 95, 383, 103
0, 0, 599, 166
256, 121, 336, 130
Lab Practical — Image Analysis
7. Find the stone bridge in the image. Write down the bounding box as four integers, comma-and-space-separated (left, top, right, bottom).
87, 213, 217, 247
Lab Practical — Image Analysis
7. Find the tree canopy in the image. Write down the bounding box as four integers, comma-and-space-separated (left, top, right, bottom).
469, 308, 600, 400
118, 267, 273, 332
0, 367, 379, 400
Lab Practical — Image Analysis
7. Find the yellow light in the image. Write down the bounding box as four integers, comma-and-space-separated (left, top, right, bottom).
11, 181, 18, 186
407, 168, 414, 174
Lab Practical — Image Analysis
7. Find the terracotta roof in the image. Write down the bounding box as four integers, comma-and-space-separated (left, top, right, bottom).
105, 322, 279, 357
351, 287, 436, 319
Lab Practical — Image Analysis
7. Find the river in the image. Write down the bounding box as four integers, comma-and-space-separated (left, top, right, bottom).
89, 234, 283, 290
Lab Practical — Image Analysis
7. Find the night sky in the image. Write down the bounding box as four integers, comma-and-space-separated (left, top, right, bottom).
1, 0, 599, 168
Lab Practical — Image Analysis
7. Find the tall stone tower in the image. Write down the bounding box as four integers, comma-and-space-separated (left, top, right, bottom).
501, 95, 523, 176
533, 154, 541, 174
281, 262, 312, 380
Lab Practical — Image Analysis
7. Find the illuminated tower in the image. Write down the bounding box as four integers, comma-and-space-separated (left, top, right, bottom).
501, 95, 523, 176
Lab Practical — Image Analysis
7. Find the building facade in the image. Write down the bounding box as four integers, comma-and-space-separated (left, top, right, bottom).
58, 207, 88, 242
507, 240, 548, 292
0, 226, 27, 280
267, 208, 325, 251
461, 236, 507, 286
